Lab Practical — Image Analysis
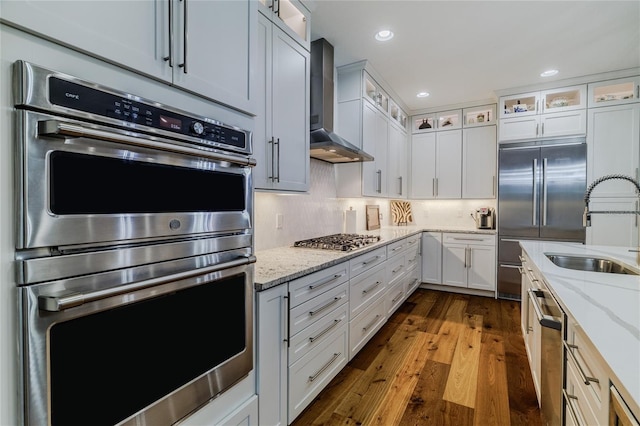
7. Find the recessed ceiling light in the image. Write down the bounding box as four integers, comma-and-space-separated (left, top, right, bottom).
416, 92, 430, 98
375, 30, 394, 41
540, 69, 559, 77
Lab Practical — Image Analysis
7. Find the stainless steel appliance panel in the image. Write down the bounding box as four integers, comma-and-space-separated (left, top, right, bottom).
538, 144, 586, 241
20, 250, 255, 426
529, 287, 563, 426
498, 147, 541, 238
497, 263, 522, 301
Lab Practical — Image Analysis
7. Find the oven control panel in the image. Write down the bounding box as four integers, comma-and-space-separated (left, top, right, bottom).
48, 77, 248, 152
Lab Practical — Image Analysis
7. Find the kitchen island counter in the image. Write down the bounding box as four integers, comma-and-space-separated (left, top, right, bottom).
254, 226, 495, 291
519, 241, 640, 417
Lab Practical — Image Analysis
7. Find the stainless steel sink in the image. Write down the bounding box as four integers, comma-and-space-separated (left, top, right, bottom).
545, 254, 639, 275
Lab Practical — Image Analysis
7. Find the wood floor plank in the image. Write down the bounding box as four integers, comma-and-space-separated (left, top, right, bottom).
368, 331, 432, 425
334, 323, 418, 424
422, 292, 455, 334
428, 298, 468, 365
442, 313, 483, 408
466, 295, 504, 340
401, 289, 439, 331
474, 332, 511, 426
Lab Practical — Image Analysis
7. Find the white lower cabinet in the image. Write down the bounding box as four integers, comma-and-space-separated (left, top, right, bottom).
421, 232, 443, 284
216, 395, 259, 426
256, 234, 424, 424
441, 233, 496, 291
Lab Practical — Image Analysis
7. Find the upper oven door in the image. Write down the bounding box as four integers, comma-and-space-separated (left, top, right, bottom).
16, 110, 253, 249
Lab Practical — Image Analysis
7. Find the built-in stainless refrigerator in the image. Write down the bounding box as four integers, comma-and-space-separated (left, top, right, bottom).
497, 138, 586, 300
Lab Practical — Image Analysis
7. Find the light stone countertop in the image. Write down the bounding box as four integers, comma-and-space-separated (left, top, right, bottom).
254, 225, 495, 291
519, 241, 640, 413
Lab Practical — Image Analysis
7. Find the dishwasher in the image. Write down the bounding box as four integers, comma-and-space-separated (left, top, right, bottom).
529, 285, 564, 425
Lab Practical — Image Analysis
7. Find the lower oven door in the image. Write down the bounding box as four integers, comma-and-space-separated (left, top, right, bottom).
19, 253, 254, 426
16, 110, 253, 250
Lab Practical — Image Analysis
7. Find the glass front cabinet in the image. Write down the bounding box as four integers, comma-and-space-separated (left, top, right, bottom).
463, 104, 497, 127
363, 72, 389, 113
588, 76, 640, 108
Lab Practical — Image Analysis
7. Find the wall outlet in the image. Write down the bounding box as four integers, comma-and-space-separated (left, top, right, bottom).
276, 213, 283, 229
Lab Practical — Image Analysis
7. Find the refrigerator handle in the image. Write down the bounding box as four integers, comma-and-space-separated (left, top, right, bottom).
542, 158, 548, 226
532, 158, 538, 226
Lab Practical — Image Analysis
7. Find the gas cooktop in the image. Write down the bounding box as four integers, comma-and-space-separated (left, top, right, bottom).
293, 233, 381, 252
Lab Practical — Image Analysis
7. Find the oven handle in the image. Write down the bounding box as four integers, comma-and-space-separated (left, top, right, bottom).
38, 254, 257, 312
38, 120, 257, 167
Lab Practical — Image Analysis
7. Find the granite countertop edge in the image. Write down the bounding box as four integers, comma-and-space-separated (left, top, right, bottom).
254, 226, 496, 291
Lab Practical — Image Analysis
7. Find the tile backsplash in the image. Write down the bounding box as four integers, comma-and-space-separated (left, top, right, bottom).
254, 159, 496, 251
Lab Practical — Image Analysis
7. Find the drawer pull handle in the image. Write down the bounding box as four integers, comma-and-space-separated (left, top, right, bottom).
564, 341, 600, 385
363, 314, 381, 332
309, 352, 341, 382
392, 265, 404, 274
309, 318, 342, 343
563, 390, 581, 426
517, 266, 524, 274
391, 291, 404, 304
392, 246, 404, 251
452, 237, 484, 241
309, 296, 342, 317
309, 273, 345, 290
362, 255, 381, 266
362, 281, 381, 295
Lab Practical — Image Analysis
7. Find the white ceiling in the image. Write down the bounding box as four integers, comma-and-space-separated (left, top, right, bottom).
309, 0, 640, 112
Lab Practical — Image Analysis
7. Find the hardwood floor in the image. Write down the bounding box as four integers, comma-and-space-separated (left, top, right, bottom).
291, 289, 542, 426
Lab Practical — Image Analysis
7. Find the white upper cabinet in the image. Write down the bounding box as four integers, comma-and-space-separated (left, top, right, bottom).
390, 100, 409, 130
2, 0, 257, 114
463, 104, 497, 127
499, 85, 587, 141
413, 110, 462, 133
254, 12, 309, 192
462, 125, 497, 199
258, 0, 310, 50
588, 76, 640, 108
363, 72, 390, 114
409, 130, 462, 199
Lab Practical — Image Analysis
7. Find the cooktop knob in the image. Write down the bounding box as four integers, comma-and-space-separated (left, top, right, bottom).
191, 121, 204, 135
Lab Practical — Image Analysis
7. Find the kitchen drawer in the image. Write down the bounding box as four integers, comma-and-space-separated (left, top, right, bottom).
443, 232, 496, 246
349, 295, 386, 359
405, 245, 420, 271
289, 262, 349, 308
288, 322, 348, 421
387, 234, 421, 258
405, 264, 421, 296
385, 276, 405, 317
565, 352, 601, 426
386, 254, 407, 289
290, 282, 348, 336
350, 246, 386, 278
565, 321, 608, 417
289, 301, 348, 365
349, 263, 386, 318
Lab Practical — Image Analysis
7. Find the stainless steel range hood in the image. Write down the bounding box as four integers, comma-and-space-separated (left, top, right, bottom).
310, 38, 373, 163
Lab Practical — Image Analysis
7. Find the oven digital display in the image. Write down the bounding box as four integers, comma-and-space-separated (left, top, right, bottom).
159, 115, 182, 131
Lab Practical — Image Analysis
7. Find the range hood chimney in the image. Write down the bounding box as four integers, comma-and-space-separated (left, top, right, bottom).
310, 38, 374, 163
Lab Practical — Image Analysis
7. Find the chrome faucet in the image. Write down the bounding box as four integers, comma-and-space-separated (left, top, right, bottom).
583, 174, 640, 261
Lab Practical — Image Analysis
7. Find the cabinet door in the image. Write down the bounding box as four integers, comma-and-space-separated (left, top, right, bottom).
256, 286, 288, 426
467, 245, 496, 291
254, 13, 274, 189
441, 243, 467, 288
409, 133, 436, 199
588, 76, 640, 108
421, 232, 442, 284
388, 124, 408, 198
435, 130, 462, 198
586, 198, 639, 247
271, 25, 309, 191
462, 125, 497, 198
499, 116, 539, 141
362, 104, 388, 197
174, 0, 255, 114
587, 104, 640, 197
539, 110, 586, 138
0, 0, 171, 83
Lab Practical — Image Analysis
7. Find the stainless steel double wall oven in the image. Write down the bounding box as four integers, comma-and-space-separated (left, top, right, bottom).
14, 61, 255, 425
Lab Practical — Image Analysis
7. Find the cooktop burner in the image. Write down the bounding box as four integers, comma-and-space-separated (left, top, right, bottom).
293, 233, 381, 251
